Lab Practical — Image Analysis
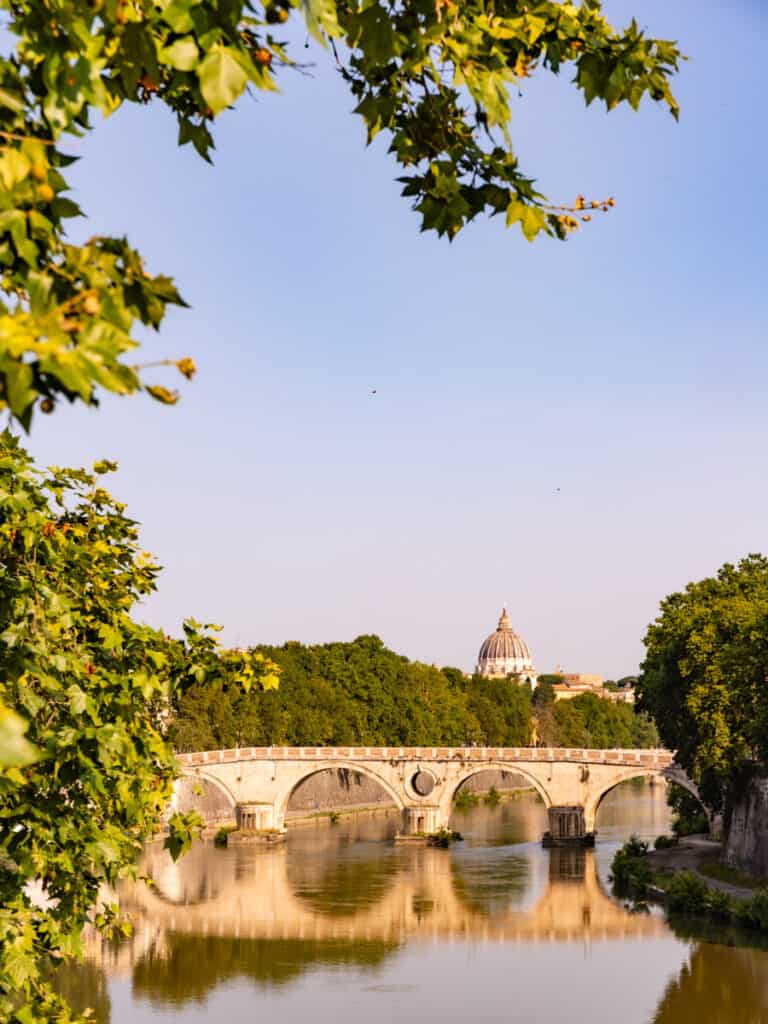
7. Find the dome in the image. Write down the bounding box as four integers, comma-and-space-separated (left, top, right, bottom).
476, 608, 537, 682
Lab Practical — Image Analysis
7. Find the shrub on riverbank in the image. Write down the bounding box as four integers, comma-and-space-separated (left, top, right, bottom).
454, 790, 480, 810
737, 890, 768, 930
610, 841, 768, 934
214, 826, 236, 848
654, 835, 678, 850
610, 836, 652, 895
666, 872, 709, 913
427, 829, 463, 848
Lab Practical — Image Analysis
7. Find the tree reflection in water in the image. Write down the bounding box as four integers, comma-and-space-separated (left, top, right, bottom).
132, 937, 400, 1007
51, 961, 111, 1024
449, 849, 530, 917
653, 941, 768, 1023
287, 830, 400, 918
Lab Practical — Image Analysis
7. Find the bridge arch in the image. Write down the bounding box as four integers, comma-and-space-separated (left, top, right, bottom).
276, 761, 407, 828
176, 768, 238, 824
583, 767, 705, 834
438, 762, 552, 825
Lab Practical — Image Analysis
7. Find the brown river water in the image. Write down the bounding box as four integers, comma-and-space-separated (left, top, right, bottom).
64, 782, 768, 1023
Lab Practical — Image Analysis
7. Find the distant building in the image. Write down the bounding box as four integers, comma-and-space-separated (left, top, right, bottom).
552, 674, 603, 701
607, 686, 636, 705
476, 608, 537, 685
552, 672, 635, 704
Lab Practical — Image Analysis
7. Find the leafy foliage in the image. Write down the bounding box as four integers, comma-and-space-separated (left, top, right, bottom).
637, 555, 768, 809
534, 691, 658, 749
653, 834, 678, 850
462, 673, 533, 746
610, 836, 651, 896
171, 635, 501, 748
665, 870, 709, 913
338, 0, 681, 239
0, 704, 38, 767
0, 0, 681, 427
170, 638, 658, 752
667, 783, 709, 837
0, 436, 278, 1022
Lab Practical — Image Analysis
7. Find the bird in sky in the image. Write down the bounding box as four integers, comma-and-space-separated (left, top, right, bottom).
370, 388, 377, 395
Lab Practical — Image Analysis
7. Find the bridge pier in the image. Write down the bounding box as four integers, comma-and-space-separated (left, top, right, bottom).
543, 806, 595, 847
396, 805, 444, 841
235, 802, 285, 838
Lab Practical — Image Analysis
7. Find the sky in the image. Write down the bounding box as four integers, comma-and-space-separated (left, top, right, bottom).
25, 0, 767, 679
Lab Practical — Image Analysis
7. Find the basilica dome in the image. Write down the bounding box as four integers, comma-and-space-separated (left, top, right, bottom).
476, 608, 537, 683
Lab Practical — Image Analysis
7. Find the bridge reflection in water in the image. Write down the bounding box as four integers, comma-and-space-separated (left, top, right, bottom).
88, 791, 668, 986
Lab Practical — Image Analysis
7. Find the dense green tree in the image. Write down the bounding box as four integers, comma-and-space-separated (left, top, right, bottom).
568, 693, 633, 747
0, 438, 278, 1022
0, 0, 682, 429
532, 691, 656, 749
552, 699, 591, 747
532, 679, 555, 706
171, 644, 658, 752
463, 675, 532, 746
630, 710, 661, 749
536, 674, 564, 687
173, 635, 483, 749
666, 784, 709, 837
637, 555, 768, 809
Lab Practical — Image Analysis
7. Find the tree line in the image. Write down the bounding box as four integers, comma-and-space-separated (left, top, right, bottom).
169, 635, 659, 752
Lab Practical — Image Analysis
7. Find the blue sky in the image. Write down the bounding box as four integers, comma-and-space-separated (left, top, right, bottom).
28, 0, 767, 678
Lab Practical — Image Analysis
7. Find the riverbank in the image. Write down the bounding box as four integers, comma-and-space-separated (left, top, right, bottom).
646, 835, 758, 900
612, 835, 768, 933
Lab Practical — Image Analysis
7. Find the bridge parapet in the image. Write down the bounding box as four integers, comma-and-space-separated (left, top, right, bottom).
176, 746, 675, 769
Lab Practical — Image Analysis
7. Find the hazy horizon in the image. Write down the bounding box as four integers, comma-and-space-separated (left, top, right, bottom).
26, 0, 766, 680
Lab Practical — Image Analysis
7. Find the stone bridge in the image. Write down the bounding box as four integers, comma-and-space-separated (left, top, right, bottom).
175, 746, 698, 843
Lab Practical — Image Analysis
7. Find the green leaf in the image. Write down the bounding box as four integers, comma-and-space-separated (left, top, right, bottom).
0, 704, 40, 768
160, 0, 196, 33
198, 47, 249, 115
506, 198, 546, 241
0, 148, 30, 189
160, 36, 200, 71
3, 361, 35, 417
303, 0, 340, 44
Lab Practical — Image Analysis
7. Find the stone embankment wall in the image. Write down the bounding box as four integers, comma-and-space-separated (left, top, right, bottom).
724, 775, 768, 878
286, 768, 530, 819
175, 769, 532, 826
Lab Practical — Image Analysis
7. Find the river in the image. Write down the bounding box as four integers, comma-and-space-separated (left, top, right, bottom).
66, 782, 768, 1023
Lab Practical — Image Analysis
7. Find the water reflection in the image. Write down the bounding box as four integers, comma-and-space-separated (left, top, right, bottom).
110, 801, 663, 949
71, 785, 768, 1024
132, 936, 399, 1005
653, 943, 768, 1024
